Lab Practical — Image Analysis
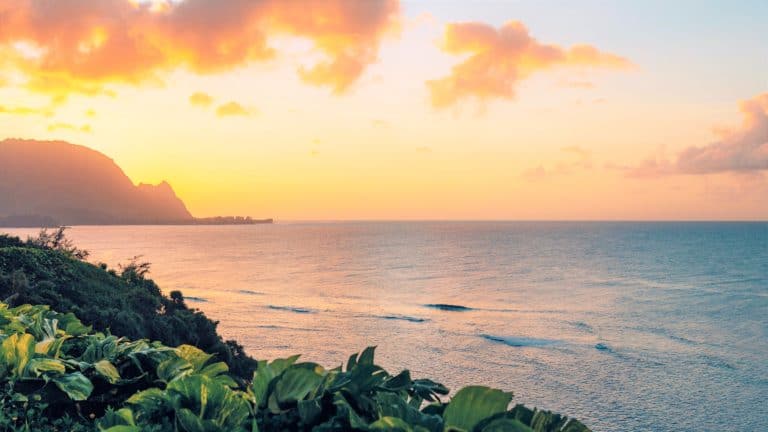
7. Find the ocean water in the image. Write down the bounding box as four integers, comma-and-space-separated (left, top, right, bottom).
2, 222, 767, 431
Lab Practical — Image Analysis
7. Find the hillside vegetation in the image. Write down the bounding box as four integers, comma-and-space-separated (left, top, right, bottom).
0, 230, 255, 379
0, 231, 591, 431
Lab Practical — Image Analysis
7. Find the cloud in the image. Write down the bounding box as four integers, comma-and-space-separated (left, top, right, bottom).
47, 122, 92, 133
427, 21, 632, 108
216, 101, 250, 117
189, 91, 214, 107
621, 93, 768, 177
0, 104, 53, 116
676, 93, 768, 173
0, 0, 400, 97
522, 146, 594, 179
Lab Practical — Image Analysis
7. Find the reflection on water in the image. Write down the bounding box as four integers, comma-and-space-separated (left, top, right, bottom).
3, 222, 767, 431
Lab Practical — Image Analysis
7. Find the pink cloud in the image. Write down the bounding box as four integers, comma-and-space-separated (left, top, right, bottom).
427, 21, 632, 108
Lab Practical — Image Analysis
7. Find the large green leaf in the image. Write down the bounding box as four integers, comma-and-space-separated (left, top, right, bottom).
370, 416, 414, 431
298, 398, 323, 424
442, 386, 513, 432
26, 357, 66, 376
127, 388, 172, 419
57, 311, 91, 336
251, 355, 300, 407
529, 409, 590, 432
358, 346, 376, 366
376, 392, 443, 432
157, 355, 193, 383
481, 418, 533, 432
34, 334, 70, 358
274, 366, 324, 404
176, 345, 214, 371
176, 407, 206, 432
168, 374, 250, 429
52, 371, 94, 401
98, 408, 140, 432
93, 359, 121, 384
1, 332, 35, 377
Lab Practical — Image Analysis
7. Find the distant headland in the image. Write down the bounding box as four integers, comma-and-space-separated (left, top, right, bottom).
0, 138, 271, 227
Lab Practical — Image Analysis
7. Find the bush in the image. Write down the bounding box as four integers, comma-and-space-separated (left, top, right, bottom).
0, 232, 256, 379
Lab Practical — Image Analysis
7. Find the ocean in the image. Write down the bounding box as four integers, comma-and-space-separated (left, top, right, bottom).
2, 222, 766, 431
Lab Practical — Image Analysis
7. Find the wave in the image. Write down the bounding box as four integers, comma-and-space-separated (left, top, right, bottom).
185, 296, 208, 303
700, 354, 736, 370
594, 342, 613, 353
481, 334, 559, 347
238, 290, 265, 295
569, 321, 594, 333
633, 326, 698, 345
485, 308, 564, 314
594, 343, 665, 367
375, 314, 429, 323
423, 303, 473, 311
254, 324, 322, 332
267, 305, 315, 314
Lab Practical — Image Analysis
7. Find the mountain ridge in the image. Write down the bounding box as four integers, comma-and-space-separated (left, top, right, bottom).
0, 138, 194, 226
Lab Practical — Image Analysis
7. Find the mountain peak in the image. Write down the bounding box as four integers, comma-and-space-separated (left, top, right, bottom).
0, 138, 193, 225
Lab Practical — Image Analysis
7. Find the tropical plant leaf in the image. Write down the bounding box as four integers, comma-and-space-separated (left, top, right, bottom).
94, 359, 121, 383
157, 355, 193, 383
370, 416, 414, 431
442, 386, 513, 432
34, 334, 70, 358
168, 374, 251, 429
274, 366, 324, 404
176, 344, 214, 371
376, 391, 443, 432
251, 355, 300, 407
1, 332, 35, 377
126, 388, 172, 419
298, 398, 323, 424
358, 346, 376, 366
176, 407, 206, 432
481, 418, 534, 432
26, 357, 66, 376
98, 407, 138, 431
52, 371, 94, 401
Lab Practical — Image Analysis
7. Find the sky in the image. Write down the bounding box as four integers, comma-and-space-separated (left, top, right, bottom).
1, 0, 766, 220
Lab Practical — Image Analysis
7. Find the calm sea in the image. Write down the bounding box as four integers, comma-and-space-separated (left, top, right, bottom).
3, 222, 767, 431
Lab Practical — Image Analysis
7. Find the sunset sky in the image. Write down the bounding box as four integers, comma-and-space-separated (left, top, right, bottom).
1, 0, 766, 220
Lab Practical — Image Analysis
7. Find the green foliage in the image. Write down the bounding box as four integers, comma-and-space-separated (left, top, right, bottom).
0, 233, 257, 379
25, 227, 90, 261
443, 386, 514, 431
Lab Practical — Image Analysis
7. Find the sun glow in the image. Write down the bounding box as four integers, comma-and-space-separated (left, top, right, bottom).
0, 0, 765, 220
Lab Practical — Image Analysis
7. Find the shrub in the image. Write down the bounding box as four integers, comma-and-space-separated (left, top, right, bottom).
0, 233, 257, 379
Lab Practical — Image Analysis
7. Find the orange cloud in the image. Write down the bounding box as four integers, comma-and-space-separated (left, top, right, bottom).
0, 0, 400, 97
677, 93, 768, 173
189, 92, 214, 107
216, 101, 250, 117
427, 21, 632, 107
619, 93, 768, 177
